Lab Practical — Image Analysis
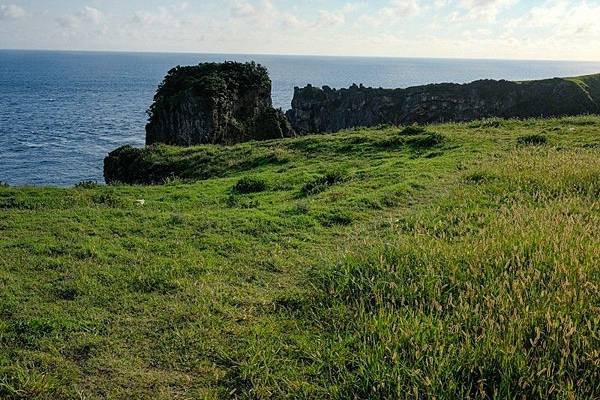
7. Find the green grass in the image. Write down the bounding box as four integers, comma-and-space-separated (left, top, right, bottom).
566, 73, 600, 101
1, 116, 599, 399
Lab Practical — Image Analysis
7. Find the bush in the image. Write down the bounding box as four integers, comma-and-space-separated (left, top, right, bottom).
300, 169, 347, 196
517, 134, 548, 146
226, 194, 260, 209
92, 191, 123, 208
291, 202, 310, 215
168, 213, 186, 225
233, 176, 267, 194
318, 210, 353, 227
407, 132, 445, 148
0, 181, 9, 188
464, 172, 498, 184
399, 125, 427, 136
75, 180, 99, 189
469, 118, 504, 129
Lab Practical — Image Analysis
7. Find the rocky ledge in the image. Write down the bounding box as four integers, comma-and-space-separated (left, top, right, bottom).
146, 61, 294, 145
286, 74, 600, 134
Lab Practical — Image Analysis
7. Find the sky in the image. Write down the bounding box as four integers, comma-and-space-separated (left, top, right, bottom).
0, 0, 599, 61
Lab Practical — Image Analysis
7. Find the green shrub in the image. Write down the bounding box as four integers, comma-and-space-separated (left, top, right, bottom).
399, 125, 427, 136
301, 177, 330, 196
469, 118, 505, 128
91, 191, 123, 208
75, 180, 99, 189
464, 171, 498, 184
226, 194, 260, 209
53, 283, 79, 301
0, 181, 9, 188
517, 134, 548, 146
300, 170, 347, 196
168, 213, 186, 225
291, 202, 310, 215
318, 209, 353, 227
233, 176, 267, 194
407, 132, 445, 148
0, 196, 32, 210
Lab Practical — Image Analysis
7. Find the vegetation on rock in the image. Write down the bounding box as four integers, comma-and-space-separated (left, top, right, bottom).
287, 73, 600, 134
146, 62, 294, 146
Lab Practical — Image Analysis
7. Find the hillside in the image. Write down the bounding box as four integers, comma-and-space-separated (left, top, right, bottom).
1, 116, 599, 399
567, 73, 600, 104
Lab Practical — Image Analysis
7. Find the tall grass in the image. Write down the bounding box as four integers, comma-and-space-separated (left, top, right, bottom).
311, 149, 600, 399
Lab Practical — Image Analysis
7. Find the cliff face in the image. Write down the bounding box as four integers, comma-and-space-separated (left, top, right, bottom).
146, 62, 294, 145
286, 75, 600, 134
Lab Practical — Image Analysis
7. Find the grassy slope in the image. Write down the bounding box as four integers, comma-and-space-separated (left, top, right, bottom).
1, 116, 599, 399
567, 74, 600, 104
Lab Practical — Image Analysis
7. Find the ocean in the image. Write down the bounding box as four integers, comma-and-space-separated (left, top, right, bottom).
1, 50, 600, 186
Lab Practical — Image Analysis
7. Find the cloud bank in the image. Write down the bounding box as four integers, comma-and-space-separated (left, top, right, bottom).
0, 0, 598, 61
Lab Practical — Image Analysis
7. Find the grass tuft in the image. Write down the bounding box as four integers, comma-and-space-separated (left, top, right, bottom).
74, 180, 100, 189
399, 125, 427, 135
406, 132, 445, 148
517, 133, 548, 146
300, 169, 347, 196
233, 176, 268, 194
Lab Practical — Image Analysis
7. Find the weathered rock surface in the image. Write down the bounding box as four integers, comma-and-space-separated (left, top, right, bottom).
287, 75, 600, 134
146, 62, 294, 145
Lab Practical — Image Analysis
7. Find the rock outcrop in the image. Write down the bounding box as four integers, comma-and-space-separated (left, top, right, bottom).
287, 75, 600, 134
146, 62, 294, 145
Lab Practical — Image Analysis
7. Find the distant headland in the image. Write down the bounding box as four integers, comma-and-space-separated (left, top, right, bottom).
143, 61, 600, 144
104, 61, 600, 182
287, 74, 600, 134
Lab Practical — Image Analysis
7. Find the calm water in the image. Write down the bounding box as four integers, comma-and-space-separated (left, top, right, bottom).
2, 50, 600, 186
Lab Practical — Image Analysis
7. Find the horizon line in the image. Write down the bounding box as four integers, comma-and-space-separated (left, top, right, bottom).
1, 47, 600, 64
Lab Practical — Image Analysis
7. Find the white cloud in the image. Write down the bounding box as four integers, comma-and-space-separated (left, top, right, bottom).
229, 0, 354, 31
0, 4, 26, 19
341, 3, 360, 13
3, 0, 597, 61
124, 3, 212, 49
316, 10, 346, 27
230, 0, 258, 18
81, 6, 103, 25
56, 6, 104, 29
456, 0, 516, 21
359, 0, 420, 27
280, 13, 306, 29
230, 0, 278, 24
131, 7, 181, 28
381, 0, 420, 18
507, 0, 600, 38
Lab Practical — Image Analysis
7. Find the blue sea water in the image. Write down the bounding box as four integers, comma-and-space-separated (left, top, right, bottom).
2, 50, 600, 186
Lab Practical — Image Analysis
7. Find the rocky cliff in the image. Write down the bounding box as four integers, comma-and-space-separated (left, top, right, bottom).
287, 74, 600, 134
146, 62, 294, 145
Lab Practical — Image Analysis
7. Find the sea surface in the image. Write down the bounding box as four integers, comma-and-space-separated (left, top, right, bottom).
2, 50, 600, 186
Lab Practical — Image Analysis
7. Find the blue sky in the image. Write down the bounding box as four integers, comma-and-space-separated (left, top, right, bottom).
0, 0, 599, 60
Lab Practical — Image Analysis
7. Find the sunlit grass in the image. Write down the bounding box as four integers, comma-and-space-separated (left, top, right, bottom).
1, 116, 599, 399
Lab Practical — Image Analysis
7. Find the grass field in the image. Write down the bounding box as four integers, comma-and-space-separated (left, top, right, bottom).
1, 116, 599, 399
